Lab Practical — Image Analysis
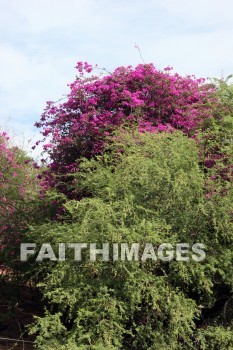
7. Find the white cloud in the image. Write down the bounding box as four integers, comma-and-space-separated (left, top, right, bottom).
0, 0, 143, 36
143, 28, 233, 78
0, 0, 232, 158
156, 0, 233, 25
0, 45, 78, 115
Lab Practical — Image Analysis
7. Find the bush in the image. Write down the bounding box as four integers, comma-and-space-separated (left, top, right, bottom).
35, 63, 220, 197
28, 131, 233, 349
0, 132, 38, 259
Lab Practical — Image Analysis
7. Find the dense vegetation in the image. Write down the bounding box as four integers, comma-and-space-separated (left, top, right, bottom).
0, 63, 232, 349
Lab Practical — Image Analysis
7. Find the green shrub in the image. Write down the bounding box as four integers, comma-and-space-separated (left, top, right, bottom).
27, 131, 232, 349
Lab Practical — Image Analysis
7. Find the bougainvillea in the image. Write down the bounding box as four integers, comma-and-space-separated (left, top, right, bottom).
0, 132, 40, 258
35, 62, 221, 197
0, 132, 69, 263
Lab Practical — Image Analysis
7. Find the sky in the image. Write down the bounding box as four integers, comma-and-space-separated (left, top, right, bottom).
0, 0, 233, 158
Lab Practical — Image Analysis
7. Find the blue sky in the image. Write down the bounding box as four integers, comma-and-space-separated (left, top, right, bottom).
0, 0, 233, 157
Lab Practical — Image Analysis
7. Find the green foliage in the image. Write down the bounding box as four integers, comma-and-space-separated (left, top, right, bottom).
197, 325, 233, 349
199, 76, 233, 182
27, 131, 233, 349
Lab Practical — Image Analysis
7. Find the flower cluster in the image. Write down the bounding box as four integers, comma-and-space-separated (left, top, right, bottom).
35, 62, 222, 196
